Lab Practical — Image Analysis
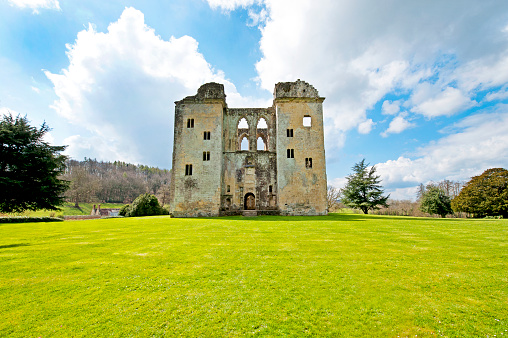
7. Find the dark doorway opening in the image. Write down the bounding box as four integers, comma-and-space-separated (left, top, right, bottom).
244, 193, 256, 210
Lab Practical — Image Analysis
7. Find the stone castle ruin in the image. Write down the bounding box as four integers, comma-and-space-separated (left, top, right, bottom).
170, 80, 328, 217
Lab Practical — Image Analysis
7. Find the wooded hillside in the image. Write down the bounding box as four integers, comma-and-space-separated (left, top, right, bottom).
61, 158, 171, 206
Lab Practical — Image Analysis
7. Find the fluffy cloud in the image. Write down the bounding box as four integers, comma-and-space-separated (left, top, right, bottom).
45, 7, 256, 167
380, 115, 415, 137
206, 0, 259, 11
410, 86, 476, 118
381, 100, 401, 115
244, 0, 508, 148
375, 105, 508, 193
8, 0, 60, 13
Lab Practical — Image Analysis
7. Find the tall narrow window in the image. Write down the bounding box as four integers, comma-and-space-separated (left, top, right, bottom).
269, 185, 273, 193
203, 151, 210, 161
241, 137, 249, 151
303, 116, 311, 127
227, 185, 231, 193
187, 118, 194, 128
203, 131, 210, 140
287, 149, 294, 158
305, 158, 313, 168
257, 137, 266, 151
287, 129, 293, 137
185, 164, 193, 176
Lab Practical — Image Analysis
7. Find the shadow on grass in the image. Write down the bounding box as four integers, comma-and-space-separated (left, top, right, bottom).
0, 243, 30, 249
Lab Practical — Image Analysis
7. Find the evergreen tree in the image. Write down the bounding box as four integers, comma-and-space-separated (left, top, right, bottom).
419, 186, 453, 218
0, 114, 69, 213
341, 159, 389, 214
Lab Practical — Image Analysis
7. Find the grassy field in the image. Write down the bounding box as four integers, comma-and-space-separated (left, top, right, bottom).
0, 214, 507, 337
2, 202, 126, 217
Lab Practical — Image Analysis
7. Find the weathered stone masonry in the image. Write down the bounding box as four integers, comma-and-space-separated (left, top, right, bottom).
170, 80, 328, 217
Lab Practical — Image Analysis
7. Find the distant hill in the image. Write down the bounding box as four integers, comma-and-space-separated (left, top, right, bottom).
62, 158, 171, 205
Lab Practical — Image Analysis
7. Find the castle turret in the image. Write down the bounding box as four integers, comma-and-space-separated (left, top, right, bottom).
274, 80, 328, 215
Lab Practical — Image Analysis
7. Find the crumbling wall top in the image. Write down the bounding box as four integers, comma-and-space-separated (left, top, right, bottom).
274, 79, 320, 99
177, 82, 226, 103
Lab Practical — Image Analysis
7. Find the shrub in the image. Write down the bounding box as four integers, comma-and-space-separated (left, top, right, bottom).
125, 193, 168, 217
119, 204, 131, 216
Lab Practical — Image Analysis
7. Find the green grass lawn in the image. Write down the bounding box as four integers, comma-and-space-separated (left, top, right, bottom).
1, 214, 507, 337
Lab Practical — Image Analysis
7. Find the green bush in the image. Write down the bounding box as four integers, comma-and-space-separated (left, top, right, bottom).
119, 204, 131, 216
0, 216, 64, 223
125, 193, 168, 217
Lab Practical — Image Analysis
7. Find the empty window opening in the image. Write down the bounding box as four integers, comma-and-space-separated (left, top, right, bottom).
287, 148, 294, 158
227, 185, 231, 193
257, 118, 267, 129
241, 137, 249, 151
203, 151, 210, 161
238, 117, 249, 129
257, 137, 267, 151
203, 131, 210, 140
185, 164, 193, 176
187, 118, 194, 128
269, 185, 273, 193
305, 158, 313, 168
303, 116, 312, 127
287, 129, 293, 137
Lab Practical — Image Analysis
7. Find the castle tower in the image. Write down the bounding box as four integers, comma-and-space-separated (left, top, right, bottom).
170, 83, 226, 217
274, 80, 328, 215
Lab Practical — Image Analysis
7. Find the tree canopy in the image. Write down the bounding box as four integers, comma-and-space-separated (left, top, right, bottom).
341, 159, 389, 214
0, 114, 69, 213
451, 168, 508, 218
419, 186, 453, 218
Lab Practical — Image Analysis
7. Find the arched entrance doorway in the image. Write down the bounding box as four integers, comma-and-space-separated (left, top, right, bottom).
244, 193, 256, 210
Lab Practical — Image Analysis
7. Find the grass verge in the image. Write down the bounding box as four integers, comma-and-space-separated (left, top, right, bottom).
0, 214, 507, 337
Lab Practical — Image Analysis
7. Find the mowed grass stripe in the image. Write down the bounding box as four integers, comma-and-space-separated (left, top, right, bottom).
0, 214, 507, 337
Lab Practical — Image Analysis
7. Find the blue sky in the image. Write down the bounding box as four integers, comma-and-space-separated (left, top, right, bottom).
2, 0, 508, 200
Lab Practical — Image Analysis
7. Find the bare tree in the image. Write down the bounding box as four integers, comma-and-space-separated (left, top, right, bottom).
327, 185, 341, 211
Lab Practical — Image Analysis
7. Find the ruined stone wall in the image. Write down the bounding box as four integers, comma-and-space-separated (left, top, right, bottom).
170, 83, 225, 217
275, 81, 328, 215
221, 152, 277, 214
221, 108, 277, 214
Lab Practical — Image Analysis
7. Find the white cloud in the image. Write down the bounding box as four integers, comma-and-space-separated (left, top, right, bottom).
45, 7, 253, 167
247, 8, 268, 27
381, 115, 415, 137
410, 86, 476, 118
241, 0, 508, 153
485, 86, 508, 102
357, 119, 374, 134
8, 0, 60, 13
375, 104, 508, 191
382, 100, 401, 115
206, 0, 259, 11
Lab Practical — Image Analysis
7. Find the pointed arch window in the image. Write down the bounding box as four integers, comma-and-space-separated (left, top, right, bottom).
240, 136, 249, 151
257, 137, 267, 151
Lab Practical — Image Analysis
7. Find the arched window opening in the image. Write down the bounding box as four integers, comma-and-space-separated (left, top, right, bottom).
241, 136, 249, 151
257, 118, 267, 129
238, 118, 249, 129
257, 137, 267, 151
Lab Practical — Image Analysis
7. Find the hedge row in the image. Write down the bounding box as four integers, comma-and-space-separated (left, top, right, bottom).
0, 216, 64, 223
